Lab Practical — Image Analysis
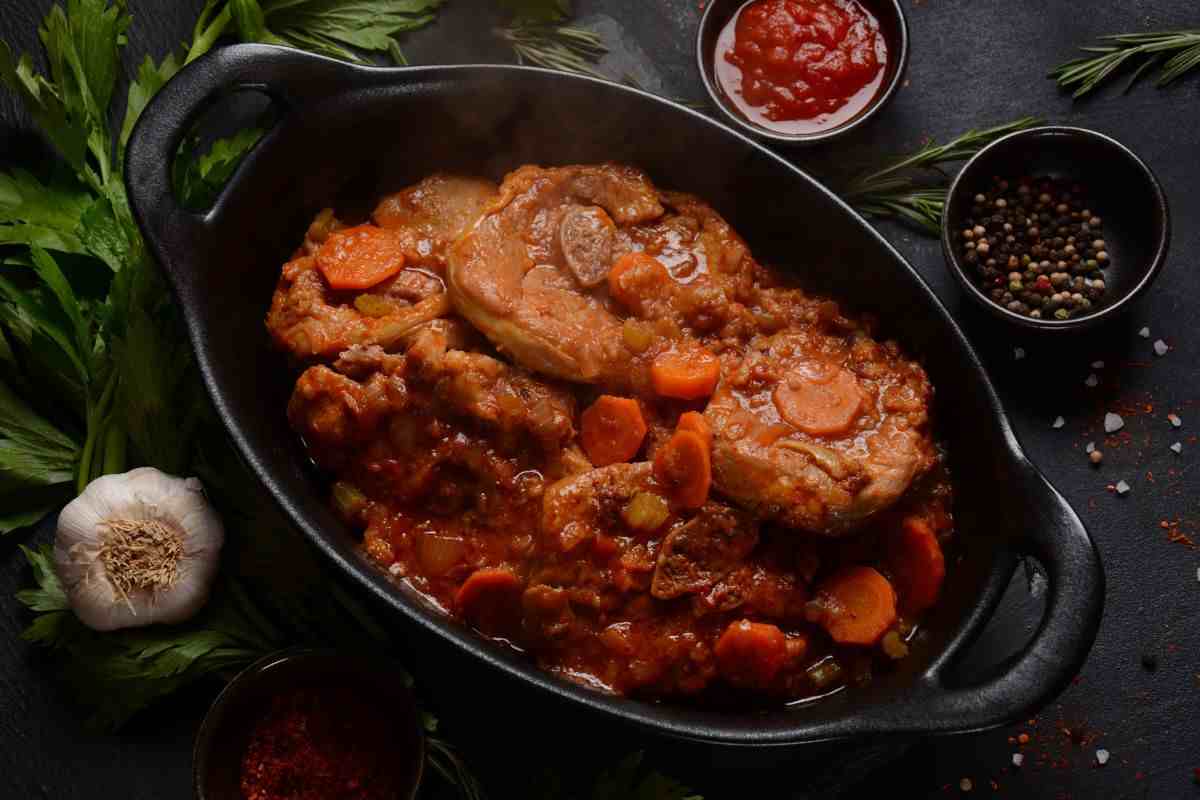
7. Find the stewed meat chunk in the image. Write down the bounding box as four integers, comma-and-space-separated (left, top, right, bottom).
651, 504, 759, 599
274, 164, 954, 706
706, 324, 935, 535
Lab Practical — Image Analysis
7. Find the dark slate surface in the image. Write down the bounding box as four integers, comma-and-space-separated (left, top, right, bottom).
2, 1, 1198, 798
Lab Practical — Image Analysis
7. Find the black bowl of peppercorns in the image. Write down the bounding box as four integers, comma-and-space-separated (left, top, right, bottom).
942, 126, 1169, 331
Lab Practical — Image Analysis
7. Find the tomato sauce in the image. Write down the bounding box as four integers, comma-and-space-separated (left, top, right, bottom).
273, 166, 955, 708
715, 0, 888, 135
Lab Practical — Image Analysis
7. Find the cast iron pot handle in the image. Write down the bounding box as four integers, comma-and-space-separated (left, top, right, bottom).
124, 44, 358, 276
913, 454, 1104, 733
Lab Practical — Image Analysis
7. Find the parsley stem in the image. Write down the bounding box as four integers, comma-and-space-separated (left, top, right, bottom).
187, 5, 232, 65
76, 370, 118, 494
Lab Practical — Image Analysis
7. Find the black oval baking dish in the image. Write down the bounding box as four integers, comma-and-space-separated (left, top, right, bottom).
125, 44, 1103, 747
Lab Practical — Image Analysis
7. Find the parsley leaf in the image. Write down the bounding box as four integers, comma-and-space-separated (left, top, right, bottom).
0, 378, 78, 482
28, 0, 130, 191
174, 127, 267, 210
0, 259, 91, 388
590, 753, 702, 800
0, 168, 93, 255
18, 545, 275, 729
0, 42, 89, 174
118, 53, 182, 157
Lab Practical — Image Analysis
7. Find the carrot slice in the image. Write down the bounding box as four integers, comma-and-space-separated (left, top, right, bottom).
650, 349, 721, 400
812, 566, 897, 646
714, 620, 788, 687
653, 429, 711, 509
455, 567, 523, 633
608, 252, 669, 313
316, 224, 406, 290
772, 363, 865, 437
887, 516, 946, 614
676, 411, 713, 449
581, 395, 647, 466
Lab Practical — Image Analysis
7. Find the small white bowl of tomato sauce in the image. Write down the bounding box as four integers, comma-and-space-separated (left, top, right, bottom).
697, 0, 908, 145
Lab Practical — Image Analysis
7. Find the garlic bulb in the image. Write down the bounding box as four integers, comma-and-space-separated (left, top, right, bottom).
54, 467, 224, 631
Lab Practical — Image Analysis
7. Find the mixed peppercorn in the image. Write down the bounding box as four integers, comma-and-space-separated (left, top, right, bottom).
959, 176, 1110, 320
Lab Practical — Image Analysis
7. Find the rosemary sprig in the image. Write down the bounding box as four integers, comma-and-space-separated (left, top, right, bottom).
495, 22, 608, 79
1050, 29, 1200, 98
842, 117, 1042, 235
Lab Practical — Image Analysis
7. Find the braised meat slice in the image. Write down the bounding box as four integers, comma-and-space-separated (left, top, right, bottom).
403, 323, 576, 455
448, 164, 665, 385
706, 323, 936, 535
650, 504, 759, 599
266, 251, 450, 361
268, 173, 497, 362
372, 174, 498, 271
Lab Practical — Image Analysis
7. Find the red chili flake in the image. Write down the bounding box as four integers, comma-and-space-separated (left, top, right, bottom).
1193, 766, 1200, 784
239, 686, 409, 800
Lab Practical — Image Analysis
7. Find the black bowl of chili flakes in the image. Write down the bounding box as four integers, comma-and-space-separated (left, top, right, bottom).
194, 650, 425, 800
942, 126, 1170, 332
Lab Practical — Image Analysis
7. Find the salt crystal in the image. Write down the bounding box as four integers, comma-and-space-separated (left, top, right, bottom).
1153, 339, 1169, 356
1096, 748, 1110, 766
1052, 416, 1065, 429
1014, 347, 1026, 361
1138, 326, 1150, 338
1171, 442, 1183, 454
1196, 567, 1200, 584
1085, 373, 1099, 388
1104, 412, 1124, 433
1091, 360, 1105, 369
1086, 441, 1096, 453
1168, 413, 1182, 428
1012, 753, 1024, 768
1115, 480, 1131, 495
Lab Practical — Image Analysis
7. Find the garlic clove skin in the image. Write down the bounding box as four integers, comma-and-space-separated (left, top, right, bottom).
54, 467, 225, 632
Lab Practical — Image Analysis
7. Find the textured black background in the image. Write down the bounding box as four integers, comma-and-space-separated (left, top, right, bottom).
2, 1, 1198, 798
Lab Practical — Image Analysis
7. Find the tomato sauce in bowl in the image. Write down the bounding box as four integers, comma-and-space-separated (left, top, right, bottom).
714, 0, 889, 136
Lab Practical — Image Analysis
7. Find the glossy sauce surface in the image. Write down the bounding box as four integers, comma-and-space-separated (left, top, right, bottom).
716, 0, 888, 135
270, 166, 952, 707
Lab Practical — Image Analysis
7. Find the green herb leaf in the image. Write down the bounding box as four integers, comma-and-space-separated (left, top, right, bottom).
0, 376, 79, 516
497, 22, 608, 78
0, 274, 90, 387
0, 168, 93, 255
16, 544, 69, 610
256, 0, 444, 63
174, 127, 267, 210
1050, 29, 1200, 98
77, 195, 130, 272
33, 0, 132, 188
111, 302, 200, 474
0, 297, 88, 417
18, 543, 274, 728
534, 752, 703, 800
28, 247, 91, 361
842, 117, 1041, 236
0, 43, 90, 173
118, 53, 182, 155
0, 504, 59, 534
